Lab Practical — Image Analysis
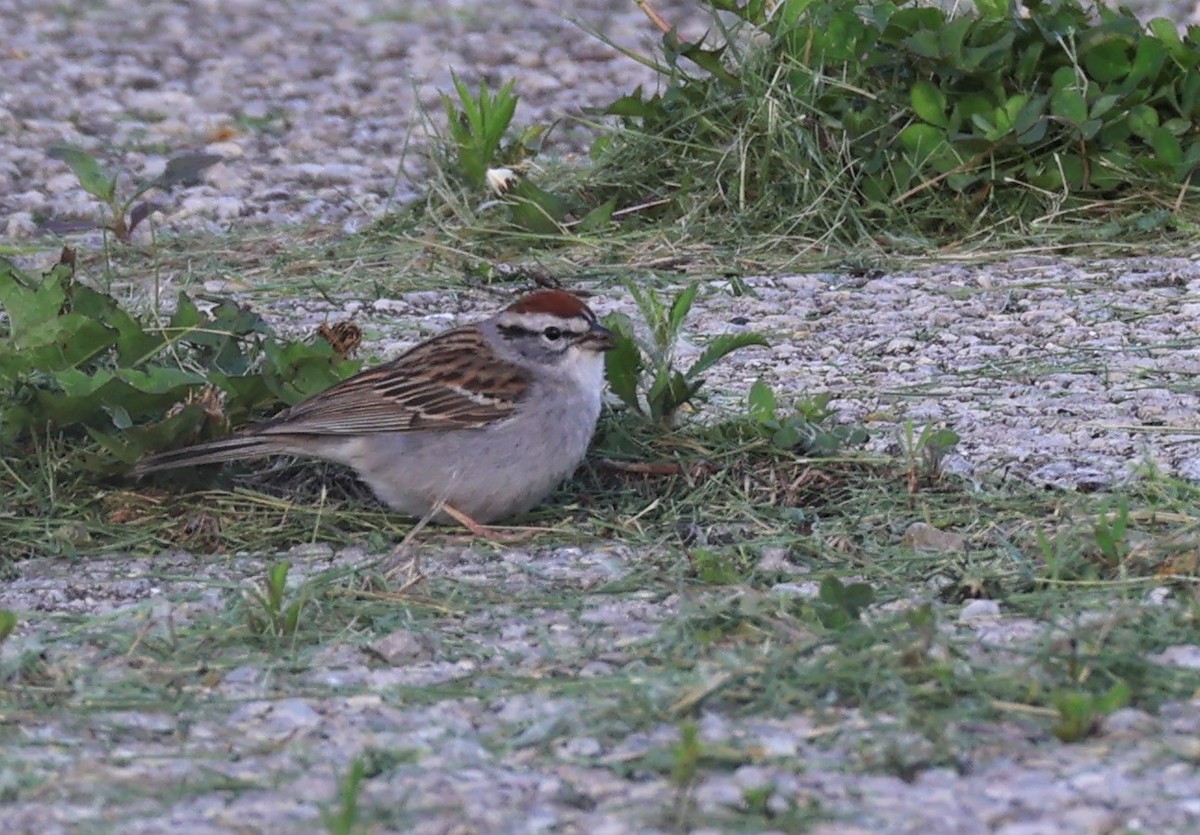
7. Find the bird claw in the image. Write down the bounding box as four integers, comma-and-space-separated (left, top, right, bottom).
439, 504, 533, 543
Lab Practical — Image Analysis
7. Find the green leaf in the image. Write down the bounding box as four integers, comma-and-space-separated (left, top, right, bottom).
910, 80, 948, 128
575, 198, 616, 233
47, 144, 116, 202
443, 74, 519, 188
105, 403, 133, 430
1059, 154, 1086, 190
506, 179, 570, 235
602, 313, 643, 413
840, 581, 875, 614
646, 367, 674, 423
1089, 94, 1121, 121
1163, 117, 1192, 136
0, 610, 16, 645
666, 284, 699, 345
9, 314, 116, 372
962, 31, 1014, 71
1150, 127, 1183, 167
1127, 104, 1159, 139
1051, 88, 1088, 125
1127, 37, 1167, 86
816, 575, 875, 629
925, 427, 961, 451
936, 14, 972, 60
1147, 18, 1185, 60
0, 259, 67, 345
955, 93, 997, 123
53, 368, 116, 397
1080, 118, 1103, 141
975, 0, 1008, 19
748, 380, 777, 422
1051, 66, 1079, 92
627, 284, 666, 353
157, 153, 223, 188
126, 178, 162, 206
69, 284, 165, 364
897, 122, 944, 154
773, 423, 801, 448
1096, 680, 1131, 713
1015, 42, 1045, 85
898, 123, 955, 164
207, 371, 276, 421
267, 561, 290, 611
1083, 39, 1132, 83
777, 0, 819, 26
117, 366, 210, 394
668, 33, 740, 85
883, 7, 944, 40
164, 292, 206, 341
686, 332, 769, 381
904, 30, 940, 59
1013, 94, 1048, 138
664, 373, 702, 424
261, 339, 359, 405
602, 88, 662, 120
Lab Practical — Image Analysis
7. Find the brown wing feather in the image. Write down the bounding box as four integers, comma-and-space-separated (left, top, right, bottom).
254, 327, 528, 436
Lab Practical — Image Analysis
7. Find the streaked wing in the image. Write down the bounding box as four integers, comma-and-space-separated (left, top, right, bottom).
256, 327, 528, 436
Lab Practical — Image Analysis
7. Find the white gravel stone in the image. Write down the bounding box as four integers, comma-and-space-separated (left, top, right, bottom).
1150, 645, 1200, 669
958, 599, 1000, 621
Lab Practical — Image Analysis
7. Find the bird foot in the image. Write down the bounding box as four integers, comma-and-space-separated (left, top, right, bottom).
439, 504, 534, 543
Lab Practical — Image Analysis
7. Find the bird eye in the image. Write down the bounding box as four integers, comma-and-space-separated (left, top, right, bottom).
543, 326, 563, 341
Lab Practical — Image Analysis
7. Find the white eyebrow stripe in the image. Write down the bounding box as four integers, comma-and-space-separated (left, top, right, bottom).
497, 312, 591, 333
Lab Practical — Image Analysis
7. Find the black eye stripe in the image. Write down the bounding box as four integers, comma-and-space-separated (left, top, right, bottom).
499, 322, 587, 341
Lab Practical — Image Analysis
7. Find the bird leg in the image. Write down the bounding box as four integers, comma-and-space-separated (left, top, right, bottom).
439, 503, 532, 543
383, 505, 437, 585
385, 501, 531, 583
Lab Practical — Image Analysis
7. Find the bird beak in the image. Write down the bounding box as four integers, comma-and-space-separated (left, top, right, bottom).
581, 323, 616, 352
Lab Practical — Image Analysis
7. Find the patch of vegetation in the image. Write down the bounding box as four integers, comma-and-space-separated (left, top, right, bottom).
585, 0, 1200, 247
372, 0, 1200, 263
241, 561, 310, 642
604, 282, 767, 426
0, 250, 361, 474
436, 74, 610, 234
47, 144, 221, 242
897, 420, 962, 491
748, 382, 869, 454
1053, 680, 1131, 742
320, 757, 367, 835
0, 610, 16, 647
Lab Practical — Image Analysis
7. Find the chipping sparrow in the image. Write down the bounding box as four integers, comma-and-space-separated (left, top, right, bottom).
133, 289, 615, 537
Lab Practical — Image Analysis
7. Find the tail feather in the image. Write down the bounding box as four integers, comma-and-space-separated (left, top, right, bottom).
131, 435, 275, 476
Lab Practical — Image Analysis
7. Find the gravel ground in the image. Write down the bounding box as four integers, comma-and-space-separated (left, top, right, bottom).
5, 545, 1200, 834
1, 0, 712, 239
241, 258, 1200, 492
4, 0, 1198, 239
4, 0, 1200, 833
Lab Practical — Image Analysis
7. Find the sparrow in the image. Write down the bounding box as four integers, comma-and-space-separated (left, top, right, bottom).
133, 289, 615, 537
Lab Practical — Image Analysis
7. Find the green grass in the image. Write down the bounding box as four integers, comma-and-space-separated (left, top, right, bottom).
4, 207, 1200, 828
3, 378, 1200, 826
6, 404, 1199, 708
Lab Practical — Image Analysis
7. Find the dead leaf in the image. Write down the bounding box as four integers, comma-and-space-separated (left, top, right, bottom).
316, 320, 362, 358
901, 522, 967, 553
